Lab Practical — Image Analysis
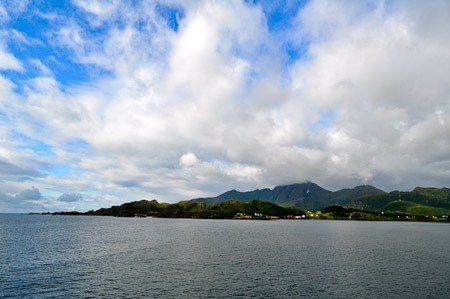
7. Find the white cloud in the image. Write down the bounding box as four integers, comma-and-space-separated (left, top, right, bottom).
0, 4, 8, 22
54, 23, 86, 54
179, 152, 200, 168
73, 0, 120, 23
29, 59, 52, 76
288, 0, 450, 190
0, 0, 449, 212
4, 0, 30, 14
221, 163, 263, 183
0, 74, 17, 99
7, 29, 45, 46
0, 46, 23, 71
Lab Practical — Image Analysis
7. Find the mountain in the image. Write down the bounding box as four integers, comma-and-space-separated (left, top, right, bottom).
192, 182, 385, 211
348, 187, 450, 216
327, 185, 385, 203
52, 184, 449, 218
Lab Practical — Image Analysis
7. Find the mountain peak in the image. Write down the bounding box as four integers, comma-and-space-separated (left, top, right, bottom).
190, 182, 389, 211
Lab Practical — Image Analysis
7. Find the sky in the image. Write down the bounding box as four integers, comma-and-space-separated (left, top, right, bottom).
1, 0, 449, 212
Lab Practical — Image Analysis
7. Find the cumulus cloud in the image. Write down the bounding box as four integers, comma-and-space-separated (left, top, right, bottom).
0, 187, 66, 213
0, 187, 42, 209
57, 193, 83, 202
14, 187, 43, 201
287, 0, 450, 190
0, 0, 449, 211
179, 152, 200, 168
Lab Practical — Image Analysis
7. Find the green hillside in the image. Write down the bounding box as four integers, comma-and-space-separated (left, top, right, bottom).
327, 185, 385, 204
155, 200, 305, 219
381, 200, 450, 216
85, 199, 167, 217
192, 182, 385, 211
52, 199, 304, 219
348, 187, 450, 216
320, 205, 383, 220
52, 184, 450, 218
411, 187, 450, 207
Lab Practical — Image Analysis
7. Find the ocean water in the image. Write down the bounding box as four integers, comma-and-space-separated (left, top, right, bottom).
1, 214, 449, 298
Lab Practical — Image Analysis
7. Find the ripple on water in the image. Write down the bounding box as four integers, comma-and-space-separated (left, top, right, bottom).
1, 215, 450, 298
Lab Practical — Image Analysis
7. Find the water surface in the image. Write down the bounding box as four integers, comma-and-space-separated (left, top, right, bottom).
1, 214, 449, 298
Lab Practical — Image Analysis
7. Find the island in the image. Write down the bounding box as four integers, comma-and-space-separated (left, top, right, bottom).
39, 182, 450, 221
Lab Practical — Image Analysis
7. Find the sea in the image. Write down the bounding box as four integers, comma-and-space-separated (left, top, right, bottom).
1, 214, 449, 298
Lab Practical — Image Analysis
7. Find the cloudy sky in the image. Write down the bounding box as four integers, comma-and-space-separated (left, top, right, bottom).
1, 0, 449, 212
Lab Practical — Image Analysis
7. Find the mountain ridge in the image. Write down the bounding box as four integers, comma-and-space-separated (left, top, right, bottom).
47, 183, 450, 217
192, 182, 385, 211
348, 187, 450, 213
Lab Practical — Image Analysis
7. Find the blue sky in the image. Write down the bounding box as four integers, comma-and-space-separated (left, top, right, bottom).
1, 0, 449, 212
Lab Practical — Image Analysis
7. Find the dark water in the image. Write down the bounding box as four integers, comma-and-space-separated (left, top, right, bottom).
1, 215, 449, 298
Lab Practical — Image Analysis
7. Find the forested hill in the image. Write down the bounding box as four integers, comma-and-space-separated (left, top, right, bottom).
192, 182, 385, 211
49, 184, 450, 218
84, 200, 168, 217
51, 199, 305, 219
347, 187, 450, 215
154, 200, 305, 219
